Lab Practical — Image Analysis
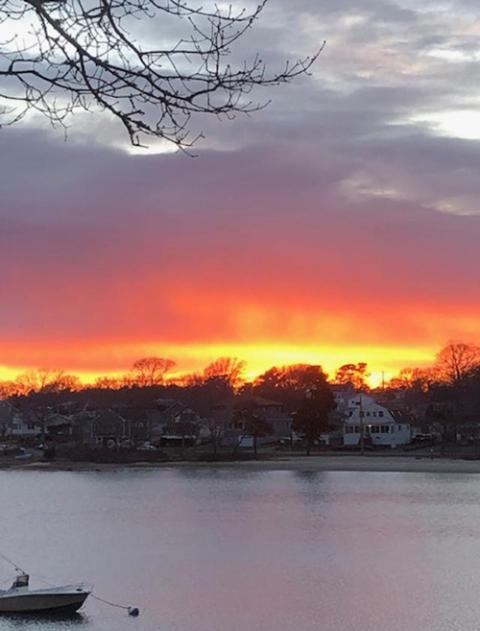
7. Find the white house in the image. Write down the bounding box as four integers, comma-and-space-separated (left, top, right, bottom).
8, 416, 41, 438
343, 394, 411, 448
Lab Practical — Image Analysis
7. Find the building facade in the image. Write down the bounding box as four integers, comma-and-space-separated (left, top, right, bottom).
343, 394, 411, 448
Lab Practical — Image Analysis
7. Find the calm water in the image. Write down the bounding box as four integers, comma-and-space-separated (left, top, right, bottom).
0, 467, 479, 631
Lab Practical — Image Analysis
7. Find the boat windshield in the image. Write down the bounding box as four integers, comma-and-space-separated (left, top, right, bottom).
11, 574, 29, 589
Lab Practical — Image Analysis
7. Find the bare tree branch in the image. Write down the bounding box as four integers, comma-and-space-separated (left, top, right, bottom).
0, 0, 323, 148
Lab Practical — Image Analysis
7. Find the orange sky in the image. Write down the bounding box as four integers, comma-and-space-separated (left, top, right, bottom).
0, 299, 475, 387
2, 0, 480, 384
1, 206, 479, 386
0, 343, 435, 388
1, 201, 479, 387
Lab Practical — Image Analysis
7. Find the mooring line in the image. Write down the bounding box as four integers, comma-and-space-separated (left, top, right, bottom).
0, 551, 139, 616
91, 593, 139, 616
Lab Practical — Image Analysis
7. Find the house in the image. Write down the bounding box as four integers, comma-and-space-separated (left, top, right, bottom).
343, 394, 412, 448
8, 410, 42, 438
0, 402, 24, 438
111, 405, 152, 444
44, 413, 74, 440
213, 395, 292, 445
1, 406, 74, 440
160, 420, 200, 446
71, 411, 97, 446
92, 409, 129, 446
152, 398, 206, 444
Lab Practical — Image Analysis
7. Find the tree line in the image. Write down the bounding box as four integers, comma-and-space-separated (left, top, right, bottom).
1, 341, 480, 457
1, 341, 479, 399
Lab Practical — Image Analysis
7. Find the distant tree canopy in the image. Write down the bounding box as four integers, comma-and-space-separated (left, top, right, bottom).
131, 357, 176, 387
0, 0, 321, 148
334, 363, 370, 390
387, 367, 433, 393
233, 398, 272, 458
13, 368, 80, 395
94, 376, 124, 390
249, 364, 332, 411
292, 381, 336, 456
434, 342, 480, 385
202, 357, 246, 389
3, 341, 480, 430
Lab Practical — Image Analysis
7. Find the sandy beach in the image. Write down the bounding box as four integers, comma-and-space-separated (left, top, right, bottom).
3, 454, 480, 474
171, 455, 480, 475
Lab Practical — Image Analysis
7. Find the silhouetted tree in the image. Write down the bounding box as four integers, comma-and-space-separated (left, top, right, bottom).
205, 417, 223, 461
434, 342, 480, 385
388, 367, 433, 392
178, 376, 235, 417
131, 357, 176, 387
250, 364, 331, 411
14, 369, 80, 395
334, 363, 370, 390
203, 357, 246, 389
233, 399, 272, 459
94, 377, 124, 390
0, 0, 321, 148
292, 385, 336, 456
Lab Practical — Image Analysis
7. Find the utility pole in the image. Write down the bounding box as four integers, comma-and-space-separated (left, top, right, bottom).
359, 393, 365, 456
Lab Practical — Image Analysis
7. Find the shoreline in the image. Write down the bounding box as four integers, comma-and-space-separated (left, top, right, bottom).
2, 454, 480, 474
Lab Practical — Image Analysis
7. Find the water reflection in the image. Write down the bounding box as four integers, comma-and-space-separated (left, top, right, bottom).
0, 613, 87, 629
0, 469, 480, 631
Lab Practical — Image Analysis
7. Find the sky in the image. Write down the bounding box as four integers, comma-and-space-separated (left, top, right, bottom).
1, 0, 480, 385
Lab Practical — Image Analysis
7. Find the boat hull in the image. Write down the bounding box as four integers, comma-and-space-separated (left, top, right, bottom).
0, 588, 89, 615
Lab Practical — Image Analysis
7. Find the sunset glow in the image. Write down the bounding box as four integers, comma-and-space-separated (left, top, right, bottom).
0, 340, 455, 388
1, 0, 480, 388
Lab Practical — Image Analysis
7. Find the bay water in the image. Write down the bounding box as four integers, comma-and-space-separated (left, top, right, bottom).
0, 467, 479, 631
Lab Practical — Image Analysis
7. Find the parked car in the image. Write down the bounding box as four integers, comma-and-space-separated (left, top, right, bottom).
15, 448, 33, 461
138, 442, 157, 451
279, 433, 304, 446
413, 433, 435, 444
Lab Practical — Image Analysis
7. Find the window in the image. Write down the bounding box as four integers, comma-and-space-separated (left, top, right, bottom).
359, 411, 365, 418
27, 423, 35, 430
378, 411, 384, 418
366, 412, 370, 417
373, 412, 377, 417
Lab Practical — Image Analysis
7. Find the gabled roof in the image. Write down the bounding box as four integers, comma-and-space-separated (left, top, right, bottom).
215, 395, 283, 409
240, 396, 283, 408
0, 401, 16, 423
389, 409, 415, 424
45, 413, 73, 427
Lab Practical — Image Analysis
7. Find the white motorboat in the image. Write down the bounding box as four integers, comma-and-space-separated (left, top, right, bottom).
0, 574, 90, 615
